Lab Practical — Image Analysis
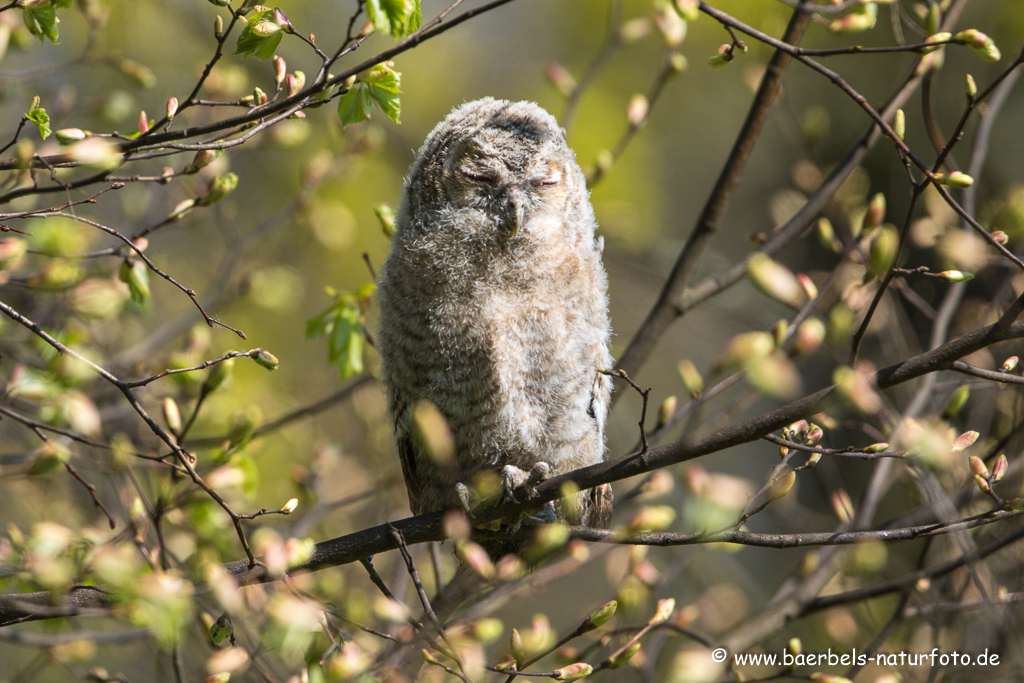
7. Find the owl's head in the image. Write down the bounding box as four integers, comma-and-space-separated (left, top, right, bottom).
401, 98, 589, 245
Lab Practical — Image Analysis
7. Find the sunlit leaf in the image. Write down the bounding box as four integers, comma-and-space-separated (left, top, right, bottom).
234, 7, 284, 60
366, 0, 421, 38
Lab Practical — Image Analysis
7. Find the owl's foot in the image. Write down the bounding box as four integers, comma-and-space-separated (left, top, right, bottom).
501, 462, 556, 524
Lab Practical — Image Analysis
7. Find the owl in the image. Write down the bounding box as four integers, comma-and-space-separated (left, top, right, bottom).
377, 98, 613, 551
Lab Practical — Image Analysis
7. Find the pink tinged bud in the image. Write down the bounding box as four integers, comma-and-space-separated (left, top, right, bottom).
797, 273, 818, 300
805, 425, 823, 444
546, 62, 577, 97
954, 29, 992, 49
166, 97, 178, 120
274, 56, 287, 83
626, 94, 648, 127
952, 431, 980, 452
708, 44, 733, 69
650, 598, 676, 625
138, 110, 149, 135
288, 70, 306, 97
442, 510, 471, 540
992, 454, 1008, 483
864, 193, 886, 232
921, 32, 952, 53
1002, 356, 1019, 372
787, 419, 809, 436
831, 489, 854, 523
748, 254, 806, 307
864, 442, 889, 454
458, 542, 495, 579
272, 8, 294, 33
553, 663, 593, 681
969, 455, 989, 478
991, 230, 1008, 244
975, 474, 992, 494
792, 318, 825, 356
827, 3, 877, 33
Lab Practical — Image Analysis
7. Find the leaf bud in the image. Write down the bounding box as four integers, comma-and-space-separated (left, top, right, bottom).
657, 395, 677, 429
921, 32, 951, 53
197, 172, 239, 206
585, 600, 617, 631
952, 431, 980, 453
55, 128, 88, 145
893, 108, 905, 140
608, 642, 641, 668
933, 171, 974, 187
162, 397, 182, 434
272, 8, 294, 33
992, 454, 1008, 483
166, 97, 178, 120
553, 663, 593, 681
626, 94, 648, 127
273, 56, 286, 83
965, 74, 977, 101
280, 498, 298, 514
1002, 356, 1019, 372
936, 270, 974, 282
251, 348, 279, 371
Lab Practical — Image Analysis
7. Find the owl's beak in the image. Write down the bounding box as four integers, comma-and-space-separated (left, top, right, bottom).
502, 189, 526, 239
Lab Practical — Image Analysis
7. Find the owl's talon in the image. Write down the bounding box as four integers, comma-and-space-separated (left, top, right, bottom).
501, 462, 550, 504
456, 482, 480, 516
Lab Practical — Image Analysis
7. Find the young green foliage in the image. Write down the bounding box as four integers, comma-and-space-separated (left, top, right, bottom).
367, 0, 422, 38
22, 0, 70, 45
337, 64, 402, 127
26, 101, 51, 140
234, 7, 285, 60
306, 284, 375, 379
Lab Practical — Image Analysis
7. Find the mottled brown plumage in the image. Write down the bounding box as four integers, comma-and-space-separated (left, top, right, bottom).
377, 98, 613, 546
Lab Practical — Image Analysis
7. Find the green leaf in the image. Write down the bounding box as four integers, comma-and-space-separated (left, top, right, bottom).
54, 0, 72, 8
337, 85, 373, 127
306, 291, 368, 379
366, 0, 421, 38
328, 303, 364, 378
26, 106, 51, 140
367, 66, 402, 124
337, 65, 403, 127
23, 2, 60, 44
234, 7, 284, 60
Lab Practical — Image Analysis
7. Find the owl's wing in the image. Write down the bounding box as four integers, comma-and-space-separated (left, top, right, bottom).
394, 407, 422, 513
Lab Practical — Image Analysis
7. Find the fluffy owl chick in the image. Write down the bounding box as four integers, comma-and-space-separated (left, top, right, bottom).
377, 98, 613, 549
